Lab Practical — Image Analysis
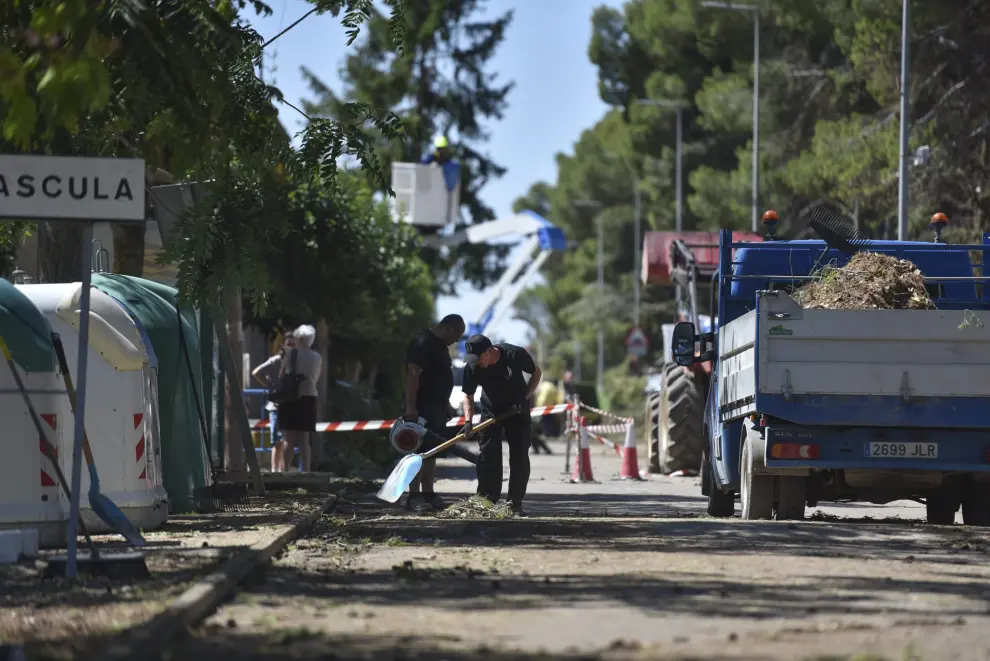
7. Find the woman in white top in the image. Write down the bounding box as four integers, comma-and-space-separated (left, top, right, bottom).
277, 325, 323, 472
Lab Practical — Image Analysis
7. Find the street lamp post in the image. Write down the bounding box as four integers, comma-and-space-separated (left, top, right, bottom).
632, 99, 686, 329
633, 180, 642, 327
596, 211, 605, 391
701, 2, 761, 232
636, 99, 686, 232
897, 0, 910, 241
575, 199, 606, 391
603, 151, 647, 328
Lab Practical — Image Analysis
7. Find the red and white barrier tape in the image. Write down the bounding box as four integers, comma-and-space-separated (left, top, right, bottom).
588, 430, 622, 456
249, 402, 575, 432
584, 422, 632, 434
578, 402, 633, 423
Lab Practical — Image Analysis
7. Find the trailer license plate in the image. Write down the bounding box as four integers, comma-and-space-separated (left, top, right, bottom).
865, 442, 938, 459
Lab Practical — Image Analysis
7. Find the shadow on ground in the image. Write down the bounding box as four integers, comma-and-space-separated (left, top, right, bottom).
155, 494, 329, 535
158, 629, 887, 661
372, 488, 709, 519
336, 491, 989, 565
0, 546, 230, 611
243, 557, 990, 621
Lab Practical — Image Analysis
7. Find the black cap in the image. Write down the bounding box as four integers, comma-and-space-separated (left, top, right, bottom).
464, 334, 493, 368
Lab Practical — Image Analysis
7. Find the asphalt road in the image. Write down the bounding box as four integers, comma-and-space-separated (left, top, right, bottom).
174, 438, 990, 661
438, 438, 941, 521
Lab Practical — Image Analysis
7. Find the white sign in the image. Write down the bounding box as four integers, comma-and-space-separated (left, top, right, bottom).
0, 155, 146, 222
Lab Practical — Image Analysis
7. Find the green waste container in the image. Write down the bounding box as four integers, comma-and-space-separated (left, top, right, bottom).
92, 275, 211, 513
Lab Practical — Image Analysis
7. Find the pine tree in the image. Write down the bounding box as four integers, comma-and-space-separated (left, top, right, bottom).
302, 0, 515, 294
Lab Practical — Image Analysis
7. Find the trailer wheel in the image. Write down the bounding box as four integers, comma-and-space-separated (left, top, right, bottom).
774, 476, 806, 521
740, 435, 773, 520
962, 483, 990, 526
658, 363, 705, 474
645, 391, 662, 473
704, 448, 735, 518
926, 491, 959, 525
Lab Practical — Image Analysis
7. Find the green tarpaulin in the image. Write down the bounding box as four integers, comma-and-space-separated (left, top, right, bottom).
92, 275, 211, 513
0, 279, 54, 373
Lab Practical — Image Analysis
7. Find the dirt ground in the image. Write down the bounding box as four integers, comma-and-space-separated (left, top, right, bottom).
2, 485, 341, 660
160, 442, 990, 661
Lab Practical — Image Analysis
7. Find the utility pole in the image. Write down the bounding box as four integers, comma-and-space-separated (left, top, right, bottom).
634, 99, 685, 232
633, 181, 642, 327
897, 0, 910, 241
596, 212, 605, 391
675, 106, 683, 232
752, 10, 760, 234
701, 2, 761, 232
574, 199, 606, 391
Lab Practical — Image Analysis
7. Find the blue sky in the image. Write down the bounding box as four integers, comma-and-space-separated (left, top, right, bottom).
249, 0, 622, 345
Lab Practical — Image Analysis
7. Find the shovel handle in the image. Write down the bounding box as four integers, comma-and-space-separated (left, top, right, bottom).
51, 334, 96, 467
420, 408, 520, 460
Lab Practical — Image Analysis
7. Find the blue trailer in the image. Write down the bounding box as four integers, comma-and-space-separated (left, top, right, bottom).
672, 214, 990, 524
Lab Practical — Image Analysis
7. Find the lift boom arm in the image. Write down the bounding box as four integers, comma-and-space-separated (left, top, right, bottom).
421, 210, 567, 342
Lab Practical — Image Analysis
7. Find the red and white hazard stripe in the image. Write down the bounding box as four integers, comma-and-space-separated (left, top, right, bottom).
249, 402, 574, 432
584, 422, 632, 434
578, 401, 633, 423
39, 414, 58, 488
588, 430, 623, 456
133, 413, 147, 481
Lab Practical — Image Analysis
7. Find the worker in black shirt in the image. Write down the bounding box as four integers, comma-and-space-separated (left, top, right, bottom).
403, 314, 466, 514
461, 335, 542, 516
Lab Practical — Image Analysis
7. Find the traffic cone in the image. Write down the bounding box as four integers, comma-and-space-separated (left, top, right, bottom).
619, 422, 644, 480
571, 420, 595, 483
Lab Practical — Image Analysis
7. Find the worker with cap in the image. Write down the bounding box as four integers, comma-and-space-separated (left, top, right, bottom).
421, 135, 453, 166
461, 335, 542, 516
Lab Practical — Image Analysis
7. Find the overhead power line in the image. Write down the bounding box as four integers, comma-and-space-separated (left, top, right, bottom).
262, 6, 317, 50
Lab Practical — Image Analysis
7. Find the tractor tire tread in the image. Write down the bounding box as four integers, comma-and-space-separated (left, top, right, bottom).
658, 363, 706, 474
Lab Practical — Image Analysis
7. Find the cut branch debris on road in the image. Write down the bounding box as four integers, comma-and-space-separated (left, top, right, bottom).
793, 252, 935, 310
436, 496, 514, 520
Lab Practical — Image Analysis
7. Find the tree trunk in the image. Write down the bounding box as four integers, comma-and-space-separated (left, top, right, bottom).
366, 364, 380, 398
38, 222, 84, 283
112, 168, 174, 277
345, 360, 362, 385
112, 224, 145, 276
224, 290, 246, 473
313, 318, 331, 469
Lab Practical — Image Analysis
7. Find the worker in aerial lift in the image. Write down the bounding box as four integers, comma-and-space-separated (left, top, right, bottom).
421, 135, 453, 166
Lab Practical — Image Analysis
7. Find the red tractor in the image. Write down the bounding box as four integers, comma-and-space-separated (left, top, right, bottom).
641, 230, 763, 474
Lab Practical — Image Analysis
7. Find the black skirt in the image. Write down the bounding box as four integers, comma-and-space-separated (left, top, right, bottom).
278, 395, 317, 431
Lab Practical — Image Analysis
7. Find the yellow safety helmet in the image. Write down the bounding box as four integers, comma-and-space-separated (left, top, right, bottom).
434, 135, 449, 149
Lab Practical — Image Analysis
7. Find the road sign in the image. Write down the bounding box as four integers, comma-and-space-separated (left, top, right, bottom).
626, 326, 649, 358
0, 155, 146, 222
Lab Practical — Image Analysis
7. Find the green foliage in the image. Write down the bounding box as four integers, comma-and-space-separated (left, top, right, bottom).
604, 361, 647, 430
1, 0, 408, 313
512, 0, 990, 411
300, 0, 515, 295
238, 168, 433, 358
0, 0, 436, 430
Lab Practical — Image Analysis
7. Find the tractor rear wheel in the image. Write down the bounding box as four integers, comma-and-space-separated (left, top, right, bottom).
657, 362, 706, 474
646, 391, 662, 473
